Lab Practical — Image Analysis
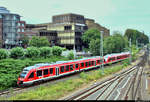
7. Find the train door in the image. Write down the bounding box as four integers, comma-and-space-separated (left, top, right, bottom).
36, 70, 43, 79
56, 67, 59, 76
79, 63, 80, 71
27, 71, 34, 81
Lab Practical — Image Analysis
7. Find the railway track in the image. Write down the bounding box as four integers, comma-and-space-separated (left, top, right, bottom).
65, 65, 141, 100
65, 50, 148, 100
124, 49, 148, 100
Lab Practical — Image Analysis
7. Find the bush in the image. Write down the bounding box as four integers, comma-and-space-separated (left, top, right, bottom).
62, 47, 67, 51
10, 47, 25, 59
25, 47, 40, 58
39, 47, 52, 58
29, 36, 50, 47
52, 46, 63, 56
0, 49, 9, 60
67, 51, 74, 60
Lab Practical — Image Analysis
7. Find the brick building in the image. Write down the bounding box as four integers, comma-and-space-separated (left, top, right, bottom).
85, 18, 110, 37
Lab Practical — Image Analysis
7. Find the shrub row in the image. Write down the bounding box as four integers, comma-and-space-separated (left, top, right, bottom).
0, 46, 64, 59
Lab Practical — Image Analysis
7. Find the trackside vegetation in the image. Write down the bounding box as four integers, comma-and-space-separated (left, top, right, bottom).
5, 59, 130, 100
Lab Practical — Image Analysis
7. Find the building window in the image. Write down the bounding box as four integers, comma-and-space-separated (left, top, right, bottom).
18, 23, 20, 26
22, 23, 24, 27
13, 16, 17, 20
64, 26, 72, 30
22, 29, 24, 32
17, 29, 21, 32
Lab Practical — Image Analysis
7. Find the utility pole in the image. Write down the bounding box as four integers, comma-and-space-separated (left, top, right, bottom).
129, 38, 132, 64
136, 40, 138, 49
100, 31, 104, 74
74, 39, 76, 60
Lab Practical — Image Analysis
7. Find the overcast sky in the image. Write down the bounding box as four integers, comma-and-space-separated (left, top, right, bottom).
0, 0, 150, 36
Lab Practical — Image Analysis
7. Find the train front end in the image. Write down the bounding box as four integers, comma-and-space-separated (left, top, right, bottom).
17, 70, 28, 87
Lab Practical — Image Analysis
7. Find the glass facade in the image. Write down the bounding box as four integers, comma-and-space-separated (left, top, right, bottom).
2, 14, 20, 48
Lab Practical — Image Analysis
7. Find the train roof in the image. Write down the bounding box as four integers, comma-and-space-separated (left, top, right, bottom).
23, 52, 130, 71
104, 52, 130, 59
23, 56, 102, 71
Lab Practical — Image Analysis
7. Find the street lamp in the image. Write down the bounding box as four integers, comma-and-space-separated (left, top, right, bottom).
73, 36, 76, 59
123, 47, 131, 64
136, 38, 140, 49
129, 38, 132, 64
100, 31, 104, 74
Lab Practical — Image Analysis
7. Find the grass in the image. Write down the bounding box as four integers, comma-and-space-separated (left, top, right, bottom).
2, 62, 128, 100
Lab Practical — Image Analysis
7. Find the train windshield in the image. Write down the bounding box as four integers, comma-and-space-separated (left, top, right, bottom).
19, 71, 27, 78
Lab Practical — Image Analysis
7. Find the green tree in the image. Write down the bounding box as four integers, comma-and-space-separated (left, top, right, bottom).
29, 36, 50, 47
39, 37, 50, 47
67, 51, 75, 60
52, 46, 63, 56
82, 28, 101, 48
0, 49, 9, 60
20, 35, 29, 48
39, 47, 52, 58
10, 47, 25, 59
103, 32, 128, 55
89, 39, 100, 56
124, 29, 149, 45
25, 47, 40, 58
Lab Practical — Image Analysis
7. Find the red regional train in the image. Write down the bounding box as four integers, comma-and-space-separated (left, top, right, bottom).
17, 52, 130, 86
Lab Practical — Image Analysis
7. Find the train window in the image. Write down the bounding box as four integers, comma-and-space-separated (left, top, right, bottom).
81, 63, 84, 67
89, 61, 91, 66
70, 65, 73, 71
92, 61, 94, 65
19, 72, 27, 78
61, 66, 65, 72
111, 57, 115, 61
75, 64, 78, 69
66, 65, 70, 71
86, 62, 88, 67
100, 59, 103, 63
28, 72, 34, 78
37, 70, 42, 77
49, 68, 53, 74
43, 69, 48, 75
97, 60, 100, 64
